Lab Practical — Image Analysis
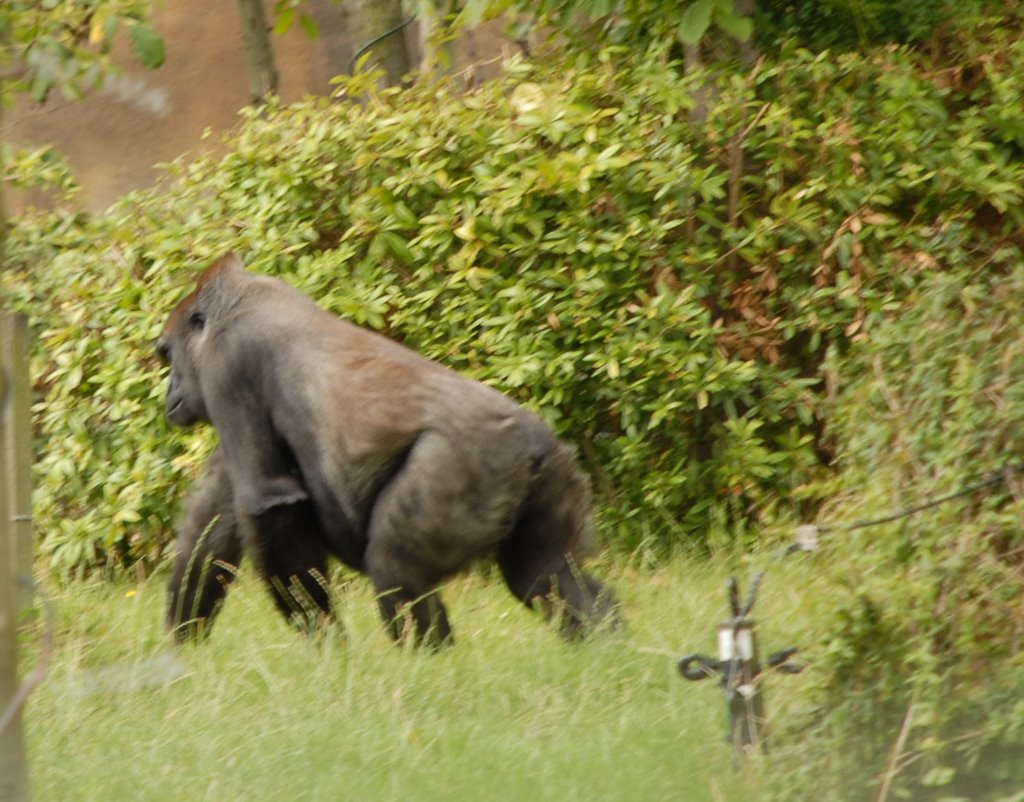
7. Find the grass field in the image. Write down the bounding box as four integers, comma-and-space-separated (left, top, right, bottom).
19, 552, 830, 801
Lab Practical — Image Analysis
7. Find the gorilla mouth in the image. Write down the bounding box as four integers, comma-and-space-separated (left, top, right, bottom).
166, 397, 194, 426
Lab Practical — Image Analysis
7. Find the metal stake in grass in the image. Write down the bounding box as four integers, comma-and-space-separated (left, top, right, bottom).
678, 574, 802, 766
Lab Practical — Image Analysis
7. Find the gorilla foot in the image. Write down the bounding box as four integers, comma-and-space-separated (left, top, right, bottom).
377, 587, 453, 650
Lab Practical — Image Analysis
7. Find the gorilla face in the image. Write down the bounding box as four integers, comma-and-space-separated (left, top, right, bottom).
156, 291, 209, 427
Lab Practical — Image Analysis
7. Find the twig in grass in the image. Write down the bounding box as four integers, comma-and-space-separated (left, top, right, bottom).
875, 702, 915, 802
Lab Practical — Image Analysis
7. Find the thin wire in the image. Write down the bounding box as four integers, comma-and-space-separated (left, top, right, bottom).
819, 461, 1024, 535
349, 14, 418, 74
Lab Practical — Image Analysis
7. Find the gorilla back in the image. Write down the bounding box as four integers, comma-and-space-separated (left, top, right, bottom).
158, 253, 618, 645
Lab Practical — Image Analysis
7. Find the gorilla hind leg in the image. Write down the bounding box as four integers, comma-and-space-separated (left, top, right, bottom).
373, 581, 452, 649
497, 445, 619, 639
365, 540, 452, 648
245, 502, 333, 634
168, 459, 243, 643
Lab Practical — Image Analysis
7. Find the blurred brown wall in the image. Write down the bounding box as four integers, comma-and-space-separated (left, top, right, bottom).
5, 1, 509, 213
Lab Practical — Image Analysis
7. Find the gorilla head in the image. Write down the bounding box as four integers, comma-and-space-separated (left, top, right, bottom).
154, 258, 224, 427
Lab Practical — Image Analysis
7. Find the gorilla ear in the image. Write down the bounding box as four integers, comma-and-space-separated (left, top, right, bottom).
214, 252, 246, 274
197, 252, 247, 291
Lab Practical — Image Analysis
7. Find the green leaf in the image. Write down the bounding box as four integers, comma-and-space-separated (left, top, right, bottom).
921, 766, 956, 787
273, 8, 295, 35
459, 0, 492, 28
102, 14, 122, 45
678, 0, 713, 45
129, 24, 166, 69
30, 69, 53, 102
393, 202, 420, 229
714, 4, 754, 42
299, 13, 320, 39
381, 231, 415, 265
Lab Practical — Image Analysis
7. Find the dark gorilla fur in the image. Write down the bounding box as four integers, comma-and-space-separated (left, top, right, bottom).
166, 449, 333, 642
159, 253, 618, 646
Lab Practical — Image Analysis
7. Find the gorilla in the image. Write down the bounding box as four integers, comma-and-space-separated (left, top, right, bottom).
158, 253, 618, 646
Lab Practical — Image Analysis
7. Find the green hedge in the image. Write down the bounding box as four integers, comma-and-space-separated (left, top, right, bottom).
768, 267, 1024, 801
3, 32, 1024, 577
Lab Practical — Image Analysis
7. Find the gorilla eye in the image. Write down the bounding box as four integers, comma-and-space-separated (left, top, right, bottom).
189, 310, 206, 329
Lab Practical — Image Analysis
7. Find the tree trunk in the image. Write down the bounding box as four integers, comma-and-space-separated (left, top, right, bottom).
237, 0, 279, 103
348, 0, 412, 87
419, 0, 461, 76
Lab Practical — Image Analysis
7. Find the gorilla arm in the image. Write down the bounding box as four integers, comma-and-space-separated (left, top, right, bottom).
196, 333, 309, 518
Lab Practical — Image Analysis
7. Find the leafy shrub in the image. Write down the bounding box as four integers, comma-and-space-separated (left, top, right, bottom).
3, 18, 1024, 576
770, 268, 1024, 800
472, 0, 993, 57
756, 0, 995, 52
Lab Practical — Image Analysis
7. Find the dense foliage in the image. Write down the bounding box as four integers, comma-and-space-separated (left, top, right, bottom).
4, 21, 1024, 578
466, 0, 999, 57
755, 0, 995, 51
777, 267, 1024, 800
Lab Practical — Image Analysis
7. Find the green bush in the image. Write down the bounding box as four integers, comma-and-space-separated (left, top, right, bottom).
769, 267, 1024, 800
476, 0, 993, 57
3, 22, 1024, 577
756, 0, 995, 51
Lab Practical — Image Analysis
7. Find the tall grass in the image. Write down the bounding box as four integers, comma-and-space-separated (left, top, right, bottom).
18, 554, 826, 802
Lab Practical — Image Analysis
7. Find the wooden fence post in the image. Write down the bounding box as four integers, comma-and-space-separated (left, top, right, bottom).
1, 315, 31, 612
1, 311, 31, 802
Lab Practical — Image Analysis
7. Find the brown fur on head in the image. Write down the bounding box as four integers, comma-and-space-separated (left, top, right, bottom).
160, 252, 244, 341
